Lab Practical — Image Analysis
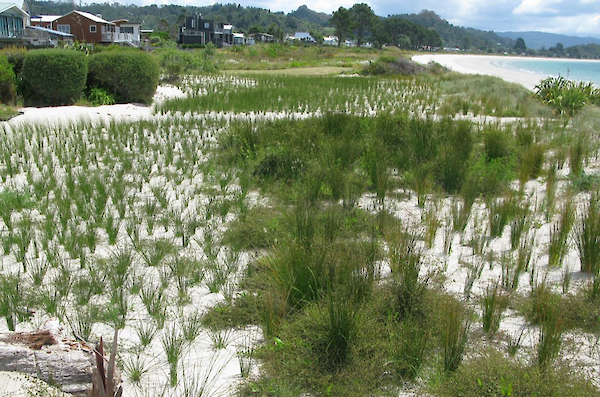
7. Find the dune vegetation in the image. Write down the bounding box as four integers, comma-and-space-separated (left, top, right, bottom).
1, 45, 600, 397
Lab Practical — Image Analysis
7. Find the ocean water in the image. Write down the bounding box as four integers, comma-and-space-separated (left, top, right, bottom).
491, 58, 600, 86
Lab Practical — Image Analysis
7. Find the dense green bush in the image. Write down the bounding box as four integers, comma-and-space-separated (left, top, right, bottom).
22, 49, 87, 105
1, 47, 27, 76
88, 50, 159, 104
534, 76, 598, 116
0, 54, 16, 104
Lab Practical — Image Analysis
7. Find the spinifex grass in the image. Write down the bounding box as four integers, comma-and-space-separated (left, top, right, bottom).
162, 325, 184, 387
576, 192, 600, 274
441, 298, 470, 373
386, 227, 425, 317
548, 199, 574, 268
481, 282, 506, 334
488, 196, 517, 238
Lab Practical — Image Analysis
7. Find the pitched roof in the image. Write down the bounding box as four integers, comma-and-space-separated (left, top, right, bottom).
69, 10, 114, 24
26, 25, 74, 37
31, 14, 60, 23
0, 2, 29, 16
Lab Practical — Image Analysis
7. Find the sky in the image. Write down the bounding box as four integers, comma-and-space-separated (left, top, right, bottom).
129, 0, 600, 38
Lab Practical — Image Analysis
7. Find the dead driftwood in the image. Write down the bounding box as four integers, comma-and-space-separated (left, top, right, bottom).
0, 321, 122, 396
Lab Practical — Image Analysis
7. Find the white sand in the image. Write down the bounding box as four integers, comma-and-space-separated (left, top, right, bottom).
412, 54, 547, 90
6, 85, 186, 127
0, 371, 70, 396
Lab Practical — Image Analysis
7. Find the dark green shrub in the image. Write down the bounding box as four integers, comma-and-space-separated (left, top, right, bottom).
1, 47, 27, 76
22, 49, 87, 105
0, 54, 16, 104
88, 50, 159, 104
483, 127, 512, 161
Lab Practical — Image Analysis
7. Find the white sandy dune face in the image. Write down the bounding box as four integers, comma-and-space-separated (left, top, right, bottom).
7, 85, 187, 127
356, 154, 600, 388
1, 76, 600, 396
412, 54, 546, 90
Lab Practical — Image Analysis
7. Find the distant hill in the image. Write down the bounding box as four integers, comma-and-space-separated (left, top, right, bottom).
395, 10, 513, 50
28, 1, 515, 51
28, 1, 325, 33
497, 31, 600, 50
289, 5, 330, 27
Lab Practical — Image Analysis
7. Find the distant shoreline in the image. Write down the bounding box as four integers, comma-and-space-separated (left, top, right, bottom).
412, 54, 547, 90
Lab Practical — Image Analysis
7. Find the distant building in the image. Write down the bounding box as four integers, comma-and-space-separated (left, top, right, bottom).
52, 11, 115, 45
178, 14, 232, 46
323, 36, 338, 46
0, 2, 29, 46
250, 32, 273, 43
111, 19, 141, 47
30, 14, 59, 29
294, 32, 316, 43
23, 24, 73, 46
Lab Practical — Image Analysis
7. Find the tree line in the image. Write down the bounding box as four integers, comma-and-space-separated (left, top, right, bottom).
330, 4, 442, 48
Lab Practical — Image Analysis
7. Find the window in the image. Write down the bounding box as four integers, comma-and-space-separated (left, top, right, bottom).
90, 25, 97, 33
121, 26, 134, 34
57, 24, 70, 34
204, 22, 210, 29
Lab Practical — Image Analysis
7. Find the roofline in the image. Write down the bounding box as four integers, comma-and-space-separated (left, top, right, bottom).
0, 3, 29, 17
61, 10, 114, 24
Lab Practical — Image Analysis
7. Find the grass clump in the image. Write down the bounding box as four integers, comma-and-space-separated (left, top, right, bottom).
576, 192, 600, 274
433, 349, 600, 397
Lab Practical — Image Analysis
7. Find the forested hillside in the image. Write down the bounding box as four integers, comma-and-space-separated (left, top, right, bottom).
28, 1, 515, 51
396, 10, 513, 49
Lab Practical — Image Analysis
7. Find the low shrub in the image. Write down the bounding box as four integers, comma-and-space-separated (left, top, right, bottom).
88, 87, 115, 106
435, 350, 600, 397
362, 56, 424, 76
22, 49, 87, 105
0, 54, 16, 104
88, 50, 159, 104
534, 76, 597, 116
1, 47, 27, 76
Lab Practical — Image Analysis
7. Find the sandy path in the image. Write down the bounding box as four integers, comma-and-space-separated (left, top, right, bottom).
412, 54, 547, 90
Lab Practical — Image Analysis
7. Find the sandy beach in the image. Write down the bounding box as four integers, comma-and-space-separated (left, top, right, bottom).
412, 54, 547, 90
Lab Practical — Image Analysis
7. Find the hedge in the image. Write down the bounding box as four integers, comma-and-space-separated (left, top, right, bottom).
88, 50, 159, 104
22, 49, 87, 106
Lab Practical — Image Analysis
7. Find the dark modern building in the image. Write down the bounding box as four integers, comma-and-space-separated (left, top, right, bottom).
178, 14, 232, 46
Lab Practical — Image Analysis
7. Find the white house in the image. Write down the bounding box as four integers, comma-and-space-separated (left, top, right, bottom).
111, 19, 141, 47
0, 2, 29, 45
323, 36, 338, 46
294, 31, 316, 43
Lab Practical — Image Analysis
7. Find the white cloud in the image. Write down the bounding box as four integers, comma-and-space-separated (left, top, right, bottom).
537, 13, 600, 35
512, 0, 561, 15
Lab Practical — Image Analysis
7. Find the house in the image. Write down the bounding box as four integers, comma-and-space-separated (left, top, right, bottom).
30, 14, 59, 29
23, 24, 73, 46
51, 10, 115, 45
178, 14, 232, 46
233, 32, 244, 45
294, 32, 316, 44
323, 36, 338, 46
49, 11, 140, 47
111, 19, 141, 47
0, 2, 29, 46
250, 32, 273, 43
